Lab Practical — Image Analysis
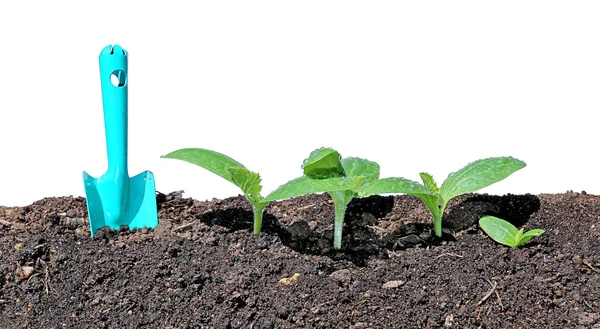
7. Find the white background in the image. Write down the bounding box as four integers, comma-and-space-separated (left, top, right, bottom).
1, 1, 599, 206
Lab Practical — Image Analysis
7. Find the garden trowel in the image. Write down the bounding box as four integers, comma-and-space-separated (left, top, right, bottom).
83, 44, 158, 238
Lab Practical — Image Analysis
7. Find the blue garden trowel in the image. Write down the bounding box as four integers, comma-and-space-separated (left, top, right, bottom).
83, 45, 158, 238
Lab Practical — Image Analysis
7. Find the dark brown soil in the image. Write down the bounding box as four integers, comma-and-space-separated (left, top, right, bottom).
1, 190, 599, 328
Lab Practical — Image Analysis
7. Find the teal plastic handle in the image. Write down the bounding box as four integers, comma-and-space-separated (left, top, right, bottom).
97, 45, 130, 224
99, 45, 129, 176
83, 44, 158, 237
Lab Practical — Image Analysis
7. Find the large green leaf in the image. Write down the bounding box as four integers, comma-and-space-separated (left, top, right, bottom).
226, 167, 262, 202
361, 177, 434, 197
479, 215, 519, 248
361, 177, 441, 217
341, 157, 380, 183
440, 157, 526, 202
302, 147, 344, 178
264, 176, 357, 202
161, 148, 246, 185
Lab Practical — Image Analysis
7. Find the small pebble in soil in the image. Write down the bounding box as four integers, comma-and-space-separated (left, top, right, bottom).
329, 269, 352, 287
382, 280, 406, 289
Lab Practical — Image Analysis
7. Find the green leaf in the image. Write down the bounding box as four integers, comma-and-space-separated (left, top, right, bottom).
264, 176, 357, 202
516, 229, 545, 247
161, 148, 246, 185
226, 167, 262, 203
522, 229, 545, 238
341, 157, 380, 183
302, 147, 344, 178
419, 172, 440, 194
479, 215, 519, 248
361, 177, 433, 197
360, 177, 441, 216
514, 228, 524, 244
420, 194, 443, 219
440, 157, 526, 202
329, 189, 354, 208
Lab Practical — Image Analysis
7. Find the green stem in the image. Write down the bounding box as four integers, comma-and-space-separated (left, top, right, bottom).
333, 201, 348, 249
433, 212, 442, 237
421, 196, 444, 238
252, 202, 267, 236
433, 202, 448, 238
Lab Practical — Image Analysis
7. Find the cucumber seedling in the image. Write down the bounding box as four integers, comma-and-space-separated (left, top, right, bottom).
291, 148, 379, 249
292, 147, 429, 249
479, 215, 544, 248
362, 157, 526, 237
162, 148, 355, 235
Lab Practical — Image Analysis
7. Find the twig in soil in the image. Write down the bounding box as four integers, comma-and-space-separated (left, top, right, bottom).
311, 300, 334, 311
477, 279, 498, 307
0, 219, 12, 227
584, 300, 599, 312
494, 289, 504, 311
484, 278, 503, 310
436, 253, 464, 259
583, 260, 599, 273
41, 259, 51, 294
367, 225, 389, 238
172, 222, 195, 232
296, 204, 318, 211
27, 273, 40, 283
535, 274, 562, 283
352, 299, 367, 307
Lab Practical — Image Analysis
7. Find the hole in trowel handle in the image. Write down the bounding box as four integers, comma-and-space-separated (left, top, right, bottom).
110, 70, 127, 87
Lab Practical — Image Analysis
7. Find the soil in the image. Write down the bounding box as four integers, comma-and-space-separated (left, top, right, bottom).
1, 190, 599, 329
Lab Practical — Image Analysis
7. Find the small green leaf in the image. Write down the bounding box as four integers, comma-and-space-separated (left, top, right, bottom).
522, 229, 545, 238
479, 215, 519, 248
419, 194, 444, 220
516, 229, 545, 247
226, 168, 262, 203
515, 228, 524, 244
419, 172, 440, 194
264, 176, 357, 202
350, 176, 367, 194
302, 147, 344, 178
161, 148, 246, 185
329, 189, 355, 208
341, 157, 380, 183
440, 157, 526, 203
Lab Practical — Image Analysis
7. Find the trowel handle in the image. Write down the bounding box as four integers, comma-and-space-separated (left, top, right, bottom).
99, 45, 129, 174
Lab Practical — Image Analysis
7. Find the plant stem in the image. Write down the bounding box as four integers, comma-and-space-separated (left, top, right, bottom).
433, 213, 442, 237
422, 199, 443, 238
432, 201, 449, 238
333, 200, 348, 249
252, 202, 267, 236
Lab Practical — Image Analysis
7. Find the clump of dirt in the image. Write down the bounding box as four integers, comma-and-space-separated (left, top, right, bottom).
1, 191, 598, 328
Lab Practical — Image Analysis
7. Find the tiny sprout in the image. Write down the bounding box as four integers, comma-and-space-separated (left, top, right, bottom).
479, 215, 544, 248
